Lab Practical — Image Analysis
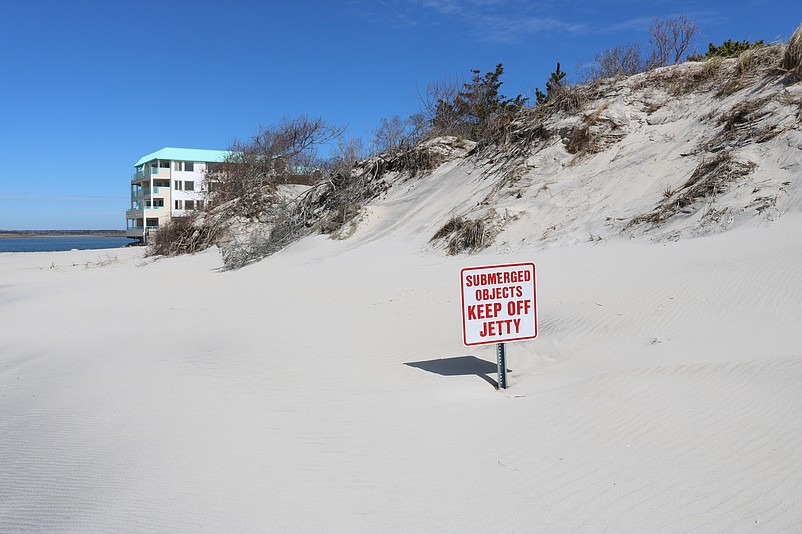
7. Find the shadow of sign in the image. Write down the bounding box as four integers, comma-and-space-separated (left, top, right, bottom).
404, 355, 510, 389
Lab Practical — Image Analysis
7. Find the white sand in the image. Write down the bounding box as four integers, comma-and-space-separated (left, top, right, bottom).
1, 210, 801, 532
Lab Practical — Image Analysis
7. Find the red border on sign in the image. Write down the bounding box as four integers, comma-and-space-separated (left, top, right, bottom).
460, 262, 538, 347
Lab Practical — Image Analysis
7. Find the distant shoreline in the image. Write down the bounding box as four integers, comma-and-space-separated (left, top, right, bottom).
0, 232, 128, 239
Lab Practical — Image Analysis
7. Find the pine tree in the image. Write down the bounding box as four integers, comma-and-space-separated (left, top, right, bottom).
536, 62, 566, 104
431, 63, 526, 140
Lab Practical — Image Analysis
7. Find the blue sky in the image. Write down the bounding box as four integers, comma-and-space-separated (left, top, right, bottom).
1, 0, 799, 230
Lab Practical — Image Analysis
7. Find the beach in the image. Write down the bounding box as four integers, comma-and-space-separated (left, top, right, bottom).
1, 209, 800, 532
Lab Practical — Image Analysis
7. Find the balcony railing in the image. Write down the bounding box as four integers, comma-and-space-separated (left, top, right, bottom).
127, 205, 164, 215
130, 186, 169, 200
131, 166, 167, 183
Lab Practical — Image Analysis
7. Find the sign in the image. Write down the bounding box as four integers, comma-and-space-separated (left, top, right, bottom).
460, 262, 537, 347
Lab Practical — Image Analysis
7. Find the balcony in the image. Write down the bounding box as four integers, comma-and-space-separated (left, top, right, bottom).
126, 226, 159, 237
127, 205, 165, 217
130, 186, 167, 199
131, 166, 169, 184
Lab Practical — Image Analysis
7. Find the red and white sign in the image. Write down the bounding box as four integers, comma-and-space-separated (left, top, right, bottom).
460, 262, 537, 346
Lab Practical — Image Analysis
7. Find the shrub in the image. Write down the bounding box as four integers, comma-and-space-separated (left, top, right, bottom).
430, 215, 488, 255
566, 103, 610, 155
424, 64, 526, 144
781, 23, 802, 79
536, 62, 567, 104
628, 151, 757, 227
219, 215, 299, 269
583, 43, 647, 81
147, 215, 215, 257
208, 116, 342, 218
688, 39, 765, 61
648, 15, 699, 68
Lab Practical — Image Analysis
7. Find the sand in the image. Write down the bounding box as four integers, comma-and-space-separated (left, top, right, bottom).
1, 209, 801, 532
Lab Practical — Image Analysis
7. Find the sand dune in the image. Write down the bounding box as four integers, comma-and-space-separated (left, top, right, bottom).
3, 53, 802, 532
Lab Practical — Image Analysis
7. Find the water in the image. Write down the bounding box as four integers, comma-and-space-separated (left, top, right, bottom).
0, 236, 135, 253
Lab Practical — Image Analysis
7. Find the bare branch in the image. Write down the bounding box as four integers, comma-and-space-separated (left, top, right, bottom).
208, 115, 343, 217
648, 14, 699, 68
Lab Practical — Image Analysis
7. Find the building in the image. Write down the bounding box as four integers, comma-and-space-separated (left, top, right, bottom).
126, 147, 229, 243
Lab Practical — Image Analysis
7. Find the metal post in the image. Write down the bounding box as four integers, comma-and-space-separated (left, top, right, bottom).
496, 342, 507, 389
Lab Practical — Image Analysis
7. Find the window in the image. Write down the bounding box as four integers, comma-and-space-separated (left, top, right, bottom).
175, 200, 182, 210
160, 160, 170, 168
146, 218, 159, 228
184, 180, 194, 191
184, 200, 195, 210
174, 180, 183, 190
197, 200, 204, 210
172, 161, 194, 171
152, 198, 164, 208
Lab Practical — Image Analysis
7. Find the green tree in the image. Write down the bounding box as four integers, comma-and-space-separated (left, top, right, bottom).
429, 64, 526, 140
688, 39, 765, 60
536, 62, 566, 104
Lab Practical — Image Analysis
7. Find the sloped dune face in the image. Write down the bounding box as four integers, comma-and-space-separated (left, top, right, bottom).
405, 58, 802, 253
1, 61, 802, 531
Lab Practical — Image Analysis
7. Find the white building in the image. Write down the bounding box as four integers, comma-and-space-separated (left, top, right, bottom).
126, 147, 229, 243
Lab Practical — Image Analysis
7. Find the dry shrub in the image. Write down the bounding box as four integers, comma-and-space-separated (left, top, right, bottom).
709, 95, 779, 148
715, 45, 786, 97
566, 125, 595, 154
566, 103, 613, 155
506, 107, 554, 148
739, 45, 784, 75
716, 77, 747, 98
781, 23, 802, 79
547, 85, 585, 114
220, 216, 300, 269
628, 151, 756, 227
430, 215, 489, 255
318, 203, 362, 235
667, 67, 708, 95
431, 216, 464, 241
680, 151, 754, 197
497, 84, 593, 158
385, 145, 444, 175
635, 62, 711, 96
701, 56, 725, 79
147, 215, 217, 257
736, 48, 757, 75
719, 96, 771, 129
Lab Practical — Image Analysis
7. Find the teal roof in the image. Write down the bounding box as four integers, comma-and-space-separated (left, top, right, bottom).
135, 147, 230, 167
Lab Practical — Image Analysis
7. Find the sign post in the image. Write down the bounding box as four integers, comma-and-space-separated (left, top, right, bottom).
496, 342, 507, 389
460, 262, 537, 389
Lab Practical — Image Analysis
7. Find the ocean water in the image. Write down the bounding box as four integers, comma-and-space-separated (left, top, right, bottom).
0, 236, 135, 253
